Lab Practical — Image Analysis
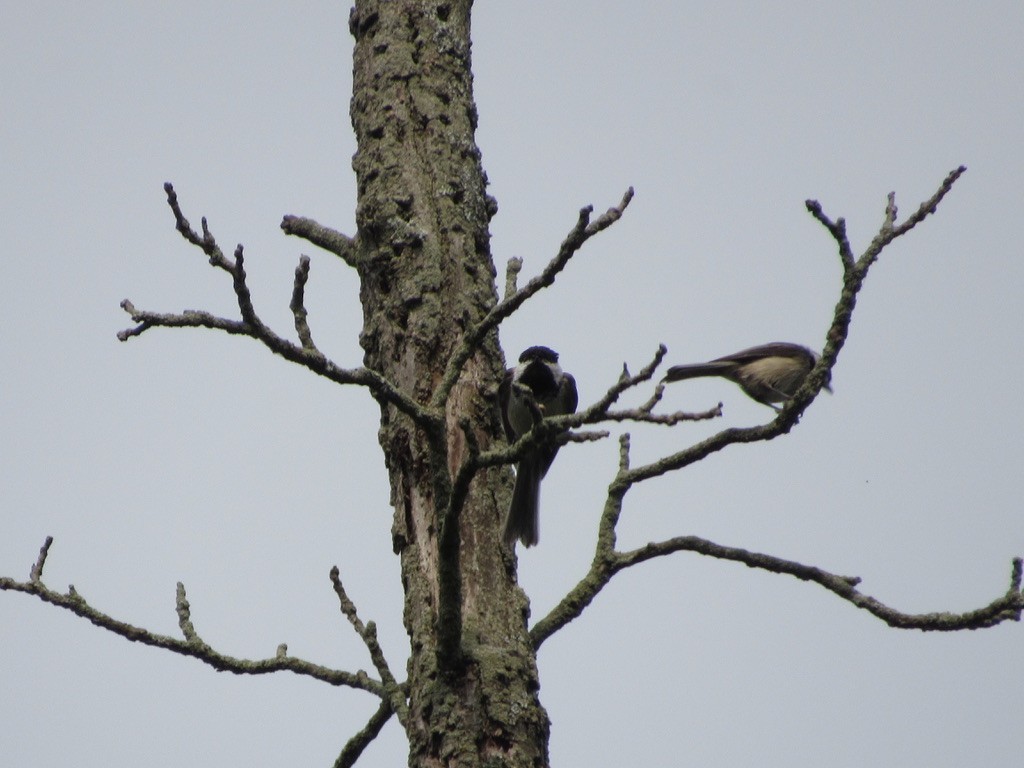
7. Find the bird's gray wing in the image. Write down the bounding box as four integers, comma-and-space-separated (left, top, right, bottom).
712, 342, 816, 365
559, 373, 579, 415
497, 367, 516, 442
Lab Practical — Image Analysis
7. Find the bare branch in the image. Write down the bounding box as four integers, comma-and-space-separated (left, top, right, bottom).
503, 257, 523, 299
175, 582, 200, 643
881, 191, 899, 235
561, 430, 611, 445
119, 295, 425, 419
290, 255, 318, 352
163, 183, 230, 270
530, 561, 616, 650
29, 536, 54, 583
530, 434, 632, 647
621, 539, 1023, 631
439, 347, 701, 626
118, 185, 433, 425
330, 566, 409, 728
803, 203, 854, 268
532, 168, 983, 648
887, 165, 966, 239
804, 166, 968, 408
433, 187, 634, 408
1010, 557, 1023, 595
603, 404, 723, 426
230, 244, 259, 326
469, 346, 676, 476
497, 185, 634, 322
117, 300, 250, 340
438, 348, 669, 604
280, 215, 361, 268
857, 166, 966, 275
809, 165, 967, 280
594, 371, 725, 426
533, 525, 1023, 648
576, 342, 664, 419
334, 700, 395, 768
0, 543, 385, 696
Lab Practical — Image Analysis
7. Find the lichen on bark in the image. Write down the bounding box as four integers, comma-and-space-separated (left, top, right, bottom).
348, 1, 549, 764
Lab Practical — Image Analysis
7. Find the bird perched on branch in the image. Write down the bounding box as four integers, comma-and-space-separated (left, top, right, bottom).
499, 346, 578, 548
663, 342, 830, 409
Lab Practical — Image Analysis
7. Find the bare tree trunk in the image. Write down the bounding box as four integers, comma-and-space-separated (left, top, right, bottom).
349, 1, 549, 763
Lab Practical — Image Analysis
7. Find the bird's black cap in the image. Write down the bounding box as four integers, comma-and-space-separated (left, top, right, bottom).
519, 346, 559, 363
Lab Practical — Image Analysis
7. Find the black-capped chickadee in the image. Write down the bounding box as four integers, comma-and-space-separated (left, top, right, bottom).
499, 346, 578, 548
663, 342, 831, 409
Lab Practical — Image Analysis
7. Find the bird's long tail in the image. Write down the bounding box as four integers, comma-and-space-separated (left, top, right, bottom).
663, 361, 735, 382
504, 454, 542, 548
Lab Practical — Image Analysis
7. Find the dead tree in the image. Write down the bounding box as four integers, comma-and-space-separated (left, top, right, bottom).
2, 2, 1020, 766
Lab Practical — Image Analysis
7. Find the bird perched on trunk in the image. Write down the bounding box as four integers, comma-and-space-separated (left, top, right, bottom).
499, 346, 578, 548
663, 342, 830, 409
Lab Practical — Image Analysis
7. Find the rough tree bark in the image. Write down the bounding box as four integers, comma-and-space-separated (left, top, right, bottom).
348, 1, 548, 764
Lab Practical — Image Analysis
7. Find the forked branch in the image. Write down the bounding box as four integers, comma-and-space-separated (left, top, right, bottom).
447, 345, 721, 526
434, 187, 635, 407
330, 566, 409, 728
0, 538, 386, 696
117, 184, 430, 424
531, 436, 1024, 648
530, 168, 1017, 647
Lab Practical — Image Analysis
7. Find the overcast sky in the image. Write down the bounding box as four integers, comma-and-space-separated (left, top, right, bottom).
2, 2, 1022, 766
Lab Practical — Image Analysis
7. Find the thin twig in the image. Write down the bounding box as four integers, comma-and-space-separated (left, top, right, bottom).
0, 543, 384, 696
290, 255, 318, 351
804, 203, 854, 268
117, 301, 250, 340
118, 185, 432, 424
230, 244, 260, 327
280, 215, 361, 268
330, 567, 409, 728
469, 345, 675, 474
163, 184, 236, 277
29, 536, 53, 583
175, 582, 200, 643
434, 187, 634, 408
503, 257, 523, 299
